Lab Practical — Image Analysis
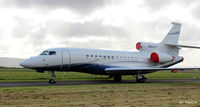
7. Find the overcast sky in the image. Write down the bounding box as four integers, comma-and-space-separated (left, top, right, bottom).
0, 0, 200, 67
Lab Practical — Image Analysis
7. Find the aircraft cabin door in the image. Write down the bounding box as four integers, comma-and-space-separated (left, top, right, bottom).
61, 51, 71, 71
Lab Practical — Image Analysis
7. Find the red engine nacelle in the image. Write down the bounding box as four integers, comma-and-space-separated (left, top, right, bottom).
150, 52, 159, 63
136, 42, 142, 50
150, 52, 174, 63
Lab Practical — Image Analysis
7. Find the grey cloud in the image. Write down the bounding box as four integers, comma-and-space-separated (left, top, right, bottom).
11, 18, 129, 49
141, 21, 200, 44
60, 40, 119, 49
28, 27, 48, 47
0, 45, 11, 54
44, 20, 135, 49
12, 17, 191, 51
143, 0, 195, 13
121, 18, 173, 43
143, 0, 172, 11
0, 0, 112, 15
180, 22, 200, 44
56, 20, 175, 49
190, 1, 200, 20
46, 20, 128, 38
11, 16, 196, 52
11, 17, 32, 38
11, 16, 48, 48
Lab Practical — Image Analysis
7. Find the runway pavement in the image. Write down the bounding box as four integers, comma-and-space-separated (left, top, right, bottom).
0, 79, 200, 87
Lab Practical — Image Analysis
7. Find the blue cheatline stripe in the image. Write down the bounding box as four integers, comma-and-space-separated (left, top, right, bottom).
167, 31, 180, 35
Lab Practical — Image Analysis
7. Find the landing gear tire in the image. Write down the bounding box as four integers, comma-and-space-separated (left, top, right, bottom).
114, 75, 122, 82
48, 79, 56, 84
48, 71, 56, 84
136, 78, 146, 83
106, 75, 113, 79
136, 74, 147, 83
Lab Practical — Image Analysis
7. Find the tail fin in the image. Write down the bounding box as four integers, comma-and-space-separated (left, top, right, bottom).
161, 22, 182, 44
158, 22, 182, 56
139, 22, 200, 57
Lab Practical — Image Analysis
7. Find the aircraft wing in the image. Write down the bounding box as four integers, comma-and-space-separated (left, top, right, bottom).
105, 67, 200, 74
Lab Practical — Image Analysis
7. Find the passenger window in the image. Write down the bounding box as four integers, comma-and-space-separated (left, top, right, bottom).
103, 56, 106, 60
86, 55, 89, 59
112, 56, 114, 60
108, 56, 110, 60
40, 51, 49, 55
99, 55, 102, 59
91, 55, 94, 59
95, 55, 98, 59
49, 51, 56, 55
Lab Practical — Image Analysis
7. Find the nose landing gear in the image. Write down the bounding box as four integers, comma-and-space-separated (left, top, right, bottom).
48, 71, 56, 84
49, 79, 56, 84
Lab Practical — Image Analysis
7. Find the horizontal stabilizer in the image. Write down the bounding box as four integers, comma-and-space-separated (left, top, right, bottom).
165, 44, 200, 49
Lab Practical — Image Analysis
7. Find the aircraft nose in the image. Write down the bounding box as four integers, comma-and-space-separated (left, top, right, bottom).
20, 60, 27, 68
20, 59, 32, 68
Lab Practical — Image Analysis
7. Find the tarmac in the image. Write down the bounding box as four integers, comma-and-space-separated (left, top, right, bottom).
0, 79, 200, 87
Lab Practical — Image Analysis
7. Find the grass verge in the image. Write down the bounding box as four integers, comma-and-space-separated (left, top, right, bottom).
0, 82, 200, 107
0, 68, 200, 82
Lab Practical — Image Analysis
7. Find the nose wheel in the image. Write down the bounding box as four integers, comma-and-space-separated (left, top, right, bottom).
49, 79, 56, 84
48, 71, 56, 84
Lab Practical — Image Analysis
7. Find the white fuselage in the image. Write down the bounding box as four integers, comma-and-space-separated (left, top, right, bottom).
20, 47, 183, 75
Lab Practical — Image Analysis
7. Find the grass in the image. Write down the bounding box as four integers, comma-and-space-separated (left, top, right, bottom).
0, 82, 200, 106
0, 68, 108, 81
0, 68, 200, 82
1, 68, 200, 106
146, 71, 200, 79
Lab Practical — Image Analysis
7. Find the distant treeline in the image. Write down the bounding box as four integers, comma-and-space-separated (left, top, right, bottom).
0, 66, 23, 69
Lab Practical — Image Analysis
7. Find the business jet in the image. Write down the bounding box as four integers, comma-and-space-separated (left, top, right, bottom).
20, 22, 200, 84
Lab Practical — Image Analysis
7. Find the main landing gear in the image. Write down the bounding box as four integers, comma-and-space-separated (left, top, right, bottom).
106, 75, 113, 79
136, 73, 147, 83
108, 74, 147, 83
106, 75, 122, 82
48, 71, 56, 84
113, 75, 122, 82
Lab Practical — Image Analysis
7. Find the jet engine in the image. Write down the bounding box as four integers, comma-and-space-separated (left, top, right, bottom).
136, 42, 142, 50
150, 52, 173, 63
136, 42, 158, 52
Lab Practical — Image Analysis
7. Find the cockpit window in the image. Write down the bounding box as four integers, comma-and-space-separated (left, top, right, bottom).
40, 51, 56, 55
40, 51, 49, 55
49, 51, 56, 55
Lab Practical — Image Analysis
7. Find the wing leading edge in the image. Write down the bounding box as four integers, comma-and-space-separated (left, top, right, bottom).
105, 67, 200, 74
